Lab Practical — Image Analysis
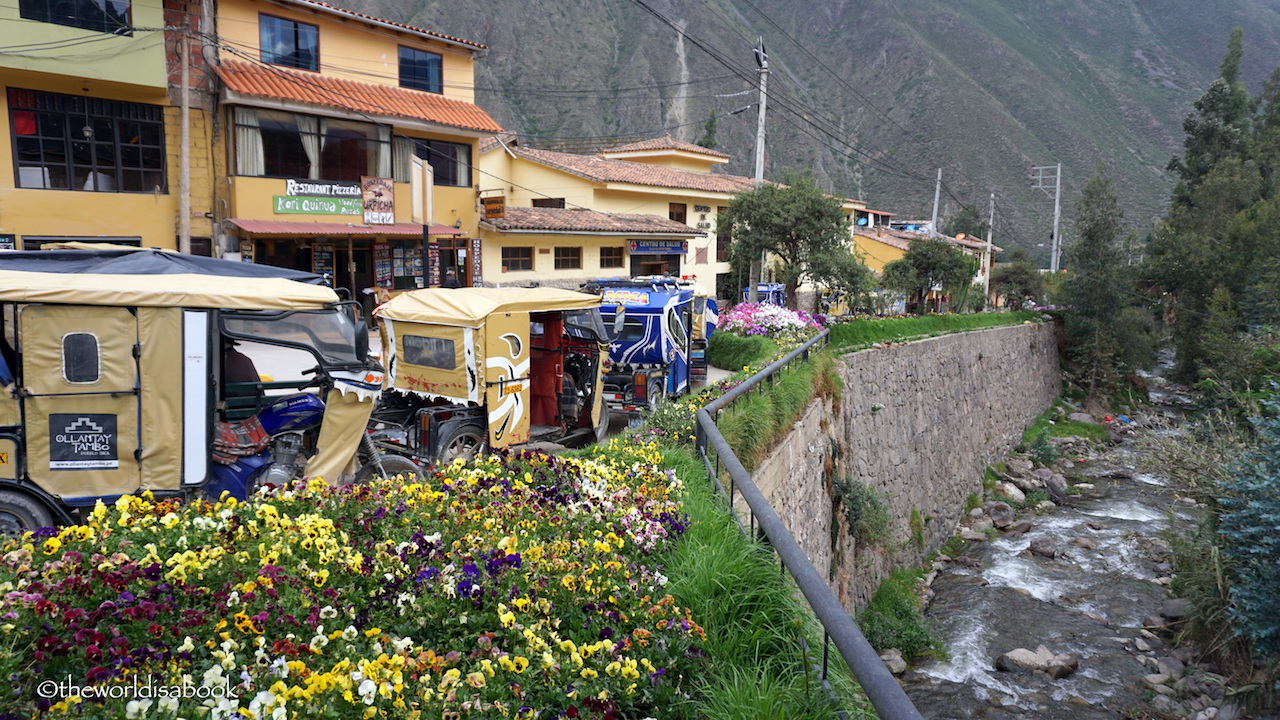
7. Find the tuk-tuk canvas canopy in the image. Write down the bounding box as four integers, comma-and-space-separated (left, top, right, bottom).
0, 248, 324, 284
377, 287, 601, 327
0, 270, 338, 310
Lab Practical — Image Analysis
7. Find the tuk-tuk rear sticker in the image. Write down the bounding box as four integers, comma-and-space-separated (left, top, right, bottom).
50, 413, 118, 470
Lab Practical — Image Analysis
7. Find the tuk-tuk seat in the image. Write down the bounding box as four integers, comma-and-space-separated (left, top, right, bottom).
223, 380, 318, 420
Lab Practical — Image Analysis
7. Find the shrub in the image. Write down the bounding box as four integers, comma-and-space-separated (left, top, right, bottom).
832, 477, 890, 545
858, 568, 940, 661
706, 332, 778, 374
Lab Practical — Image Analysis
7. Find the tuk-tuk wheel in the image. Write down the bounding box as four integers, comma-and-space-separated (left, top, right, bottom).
594, 404, 612, 443
438, 425, 486, 464
647, 379, 665, 410
355, 454, 422, 483
0, 490, 54, 536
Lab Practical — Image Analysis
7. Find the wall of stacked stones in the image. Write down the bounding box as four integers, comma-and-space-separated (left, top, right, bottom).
751, 322, 1061, 612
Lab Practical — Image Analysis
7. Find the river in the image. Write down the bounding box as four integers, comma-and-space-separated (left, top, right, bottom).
900, 360, 1224, 720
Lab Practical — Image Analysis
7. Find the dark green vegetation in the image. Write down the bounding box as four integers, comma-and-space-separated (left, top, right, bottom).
706, 332, 779, 371
719, 176, 874, 306
857, 568, 940, 663
880, 237, 974, 314
831, 477, 890, 546
337, 0, 1280, 259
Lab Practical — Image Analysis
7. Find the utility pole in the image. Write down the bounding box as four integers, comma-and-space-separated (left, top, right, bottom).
983, 192, 994, 300
930, 168, 942, 237
748, 37, 768, 303
178, 25, 191, 255
1032, 164, 1062, 272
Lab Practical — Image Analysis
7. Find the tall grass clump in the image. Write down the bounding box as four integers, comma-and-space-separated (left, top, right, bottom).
707, 331, 779, 371
717, 353, 837, 468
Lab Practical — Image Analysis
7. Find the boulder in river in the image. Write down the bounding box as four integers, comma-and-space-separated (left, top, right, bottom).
987, 501, 1016, 528
879, 648, 907, 675
994, 481, 1026, 505
1004, 519, 1033, 534
994, 645, 1079, 679
1032, 468, 1069, 504
1028, 536, 1058, 558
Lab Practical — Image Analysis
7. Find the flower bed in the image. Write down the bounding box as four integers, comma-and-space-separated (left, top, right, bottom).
1, 442, 702, 719
717, 303, 824, 348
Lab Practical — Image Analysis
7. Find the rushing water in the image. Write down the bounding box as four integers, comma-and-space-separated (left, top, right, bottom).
901, 366, 1201, 719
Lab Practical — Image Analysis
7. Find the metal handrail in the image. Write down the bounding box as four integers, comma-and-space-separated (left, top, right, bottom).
694, 329, 924, 720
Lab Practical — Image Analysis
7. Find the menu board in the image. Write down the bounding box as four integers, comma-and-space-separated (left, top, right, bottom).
311, 242, 335, 278
427, 242, 440, 287
373, 243, 392, 286
240, 241, 255, 263
390, 243, 424, 289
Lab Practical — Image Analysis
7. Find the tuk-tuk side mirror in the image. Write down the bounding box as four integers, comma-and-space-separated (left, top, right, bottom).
612, 308, 627, 336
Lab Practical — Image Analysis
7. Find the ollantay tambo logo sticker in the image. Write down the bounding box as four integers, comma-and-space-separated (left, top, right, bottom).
50, 414, 118, 470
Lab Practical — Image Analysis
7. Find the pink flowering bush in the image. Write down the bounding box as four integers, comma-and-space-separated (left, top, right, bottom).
718, 303, 824, 347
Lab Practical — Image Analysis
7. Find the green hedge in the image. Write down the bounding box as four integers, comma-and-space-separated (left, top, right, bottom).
829, 311, 1040, 349
707, 332, 779, 371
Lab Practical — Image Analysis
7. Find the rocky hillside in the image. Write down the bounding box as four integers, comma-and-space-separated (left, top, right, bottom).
340, 0, 1280, 259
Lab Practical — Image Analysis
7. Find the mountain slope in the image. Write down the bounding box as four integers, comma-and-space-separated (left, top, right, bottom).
340, 0, 1280, 259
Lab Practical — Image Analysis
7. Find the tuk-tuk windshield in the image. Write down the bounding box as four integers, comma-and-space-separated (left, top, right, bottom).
565, 309, 608, 341
221, 309, 367, 369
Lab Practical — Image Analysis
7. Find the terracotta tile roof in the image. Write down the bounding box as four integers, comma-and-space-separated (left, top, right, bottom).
511, 146, 756, 195
229, 219, 464, 236
216, 61, 503, 133
855, 227, 1001, 254
603, 135, 730, 160
275, 0, 485, 50
481, 207, 701, 236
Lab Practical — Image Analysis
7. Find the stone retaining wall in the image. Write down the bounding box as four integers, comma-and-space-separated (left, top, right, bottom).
750, 322, 1060, 611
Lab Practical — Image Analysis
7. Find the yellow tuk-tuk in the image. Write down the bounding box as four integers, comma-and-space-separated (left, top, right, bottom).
0, 250, 386, 533
372, 287, 610, 463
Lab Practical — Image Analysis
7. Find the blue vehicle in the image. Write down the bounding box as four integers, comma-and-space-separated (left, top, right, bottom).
742, 282, 786, 306
582, 277, 717, 416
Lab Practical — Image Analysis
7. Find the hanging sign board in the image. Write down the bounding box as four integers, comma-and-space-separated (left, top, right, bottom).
482, 196, 506, 220
361, 176, 395, 225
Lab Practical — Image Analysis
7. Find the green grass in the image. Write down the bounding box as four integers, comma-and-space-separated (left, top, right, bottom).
1018, 399, 1109, 447
657, 444, 874, 719
717, 352, 838, 468
707, 332, 779, 371
829, 312, 1040, 350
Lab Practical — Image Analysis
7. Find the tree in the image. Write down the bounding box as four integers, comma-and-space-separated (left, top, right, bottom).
718, 175, 863, 307
880, 237, 972, 313
990, 262, 1044, 310
695, 110, 718, 150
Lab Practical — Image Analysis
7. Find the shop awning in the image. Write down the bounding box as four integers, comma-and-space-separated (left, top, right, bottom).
228, 219, 466, 237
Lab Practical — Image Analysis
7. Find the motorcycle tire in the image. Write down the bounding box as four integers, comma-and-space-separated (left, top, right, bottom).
355, 454, 423, 483
436, 425, 486, 464
0, 489, 54, 536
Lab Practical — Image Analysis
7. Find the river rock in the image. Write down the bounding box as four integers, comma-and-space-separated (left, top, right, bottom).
1070, 537, 1098, 550
960, 529, 988, 542
1134, 638, 1150, 652
1028, 536, 1058, 558
1195, 708, 1219, 720
1142, 673, 1171, 688
994, 645, 1078, 679
1157, 655, 1186, 678
1031, 468, 1069, 504
1068, 412, 1096, 424
1152, 694, 1187, 716
1161, 598, 1192, 622
1035, 500, 1057, 511
1005, 519, 1033, 534
987, 501, 1016, 527
993, 482, 1025, 505
879, 648, 907, 675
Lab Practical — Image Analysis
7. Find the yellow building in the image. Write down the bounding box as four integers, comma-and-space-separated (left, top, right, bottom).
478, 135, 756, 296
0, 0, 190, 249
204, 0, 502, 298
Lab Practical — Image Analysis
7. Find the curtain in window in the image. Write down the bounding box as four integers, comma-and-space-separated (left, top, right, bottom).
393, 136, 413, 183
375, 126, 392, 179
296, 114, 320, 180
234, 107, 264, 176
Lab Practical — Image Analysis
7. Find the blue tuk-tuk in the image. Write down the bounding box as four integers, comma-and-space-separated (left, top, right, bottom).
742, 282, 786, 306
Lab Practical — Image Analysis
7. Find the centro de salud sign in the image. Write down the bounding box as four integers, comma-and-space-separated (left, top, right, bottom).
629, 239, 688, 254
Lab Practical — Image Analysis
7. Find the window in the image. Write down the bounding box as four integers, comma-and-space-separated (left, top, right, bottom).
532, 198, 566, 209
554, 247, 582, 270
666, 306, 688, 349
9, 88, 165, 192
403, 336, 455, 370
413, 139, 470, 187
716, 206, 732, 262
600, 246, 624, 269
63, 333, 100, 383
669, 203, 687, 224
261, 15, 318, 71
235, 108, 391, 180
399, 47, 442, 93
20, 0, 130, 34
502, 247, 532, 272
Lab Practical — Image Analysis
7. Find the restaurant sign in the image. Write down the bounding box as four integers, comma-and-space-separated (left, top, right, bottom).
273, 196, 361, 215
